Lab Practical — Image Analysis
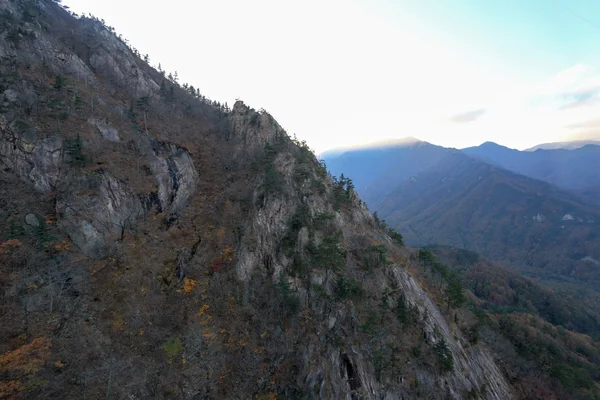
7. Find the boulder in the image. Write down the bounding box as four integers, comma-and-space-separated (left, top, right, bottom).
25, 213, 40, 227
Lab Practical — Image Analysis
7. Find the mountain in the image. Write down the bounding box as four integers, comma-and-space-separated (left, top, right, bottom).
325, 140, 600, 288
2, 1, 600, 399
525, 139, 600, 151
415, 245, 600, 398
376, 151, 600, 288
322, 138, 453, 205
318, 136, 424, 160
428, 245, 600, 337
0, 1, 543, 399
463, 142, 600, 206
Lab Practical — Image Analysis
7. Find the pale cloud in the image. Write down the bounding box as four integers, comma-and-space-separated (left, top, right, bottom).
448, 109, 486, 124
566, 118, 600, 130
441, 65, 600, 148
537, 64, 593, 95
559, 86, 600, 110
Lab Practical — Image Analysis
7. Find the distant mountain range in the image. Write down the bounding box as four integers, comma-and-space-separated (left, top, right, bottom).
3, 1, 600, 398
322, 138, 453, 205
525, 139, 600, 151
463, 141, 600, 207
323, 138, 600, 289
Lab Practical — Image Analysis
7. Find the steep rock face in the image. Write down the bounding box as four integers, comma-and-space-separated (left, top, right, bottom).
87, 32, 159, 97
148, 140, 199, 213
56, 171, 143, 256
0, 120, 62, 192
230, 104, 297, 280
28, 136, 63, 192
0, 0, 96, 85
228, 100, 286, 156
0, 0, 200, 256
237, 198, 514, 398
0, 112, 199, 255
390, 267, 511, 399
87, 117, 119, 142
0, 2, 546, 399
229, 111, 513, 399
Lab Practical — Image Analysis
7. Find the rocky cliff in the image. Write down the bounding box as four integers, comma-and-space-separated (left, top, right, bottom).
0, 1, 563, 399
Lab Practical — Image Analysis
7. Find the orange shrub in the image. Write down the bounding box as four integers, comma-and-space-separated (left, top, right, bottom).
184, 278, 198, 293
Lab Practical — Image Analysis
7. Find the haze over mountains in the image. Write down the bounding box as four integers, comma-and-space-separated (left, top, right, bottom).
0, 1, 540, 398
323, 138, 600, 288
321, 138, 453, 205
525, 140, 600, 151
463, 141, 600, 207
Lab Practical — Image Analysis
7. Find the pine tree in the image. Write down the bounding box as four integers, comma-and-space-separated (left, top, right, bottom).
136, 96, 150, 132
435, 337, 454, 372
446, 276, 465, 309
65, 132, 85, 167
373, 212, 380, 225
53, 75, 64, 91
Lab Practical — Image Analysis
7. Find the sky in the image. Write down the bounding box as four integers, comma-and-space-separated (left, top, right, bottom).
62, 0, 600, 153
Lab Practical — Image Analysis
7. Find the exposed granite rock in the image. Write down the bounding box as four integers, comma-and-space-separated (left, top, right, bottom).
88, 117, 119, 142
56, 171, 143, 257
53, 51, 96, 84
0, 2, 96, 85
1, 111, 198, 255
390, 267, 513, 399
229, 107, 515, 399
28, 136, 63, 192
228, 101, 286, 156
148, 141, 199, 213
86, 27, 159, 96
237, 194, 513, 398
2, 89, 18, 103
0, 120, 63, 193
25, 213, 40, 227
236, 195, 291, 281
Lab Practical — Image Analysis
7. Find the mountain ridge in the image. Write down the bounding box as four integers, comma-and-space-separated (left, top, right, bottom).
323, 139, 454, 205
525, 139, 600, 151
463, 141, 600, 206
375, 151, 600, 287
323, 141, 600, 290
0, 1, 520, 398
1, 1, 599, 399
318, 136, 424, 160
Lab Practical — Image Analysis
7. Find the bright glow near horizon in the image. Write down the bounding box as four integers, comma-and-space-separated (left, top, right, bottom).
62, 0, 600, 153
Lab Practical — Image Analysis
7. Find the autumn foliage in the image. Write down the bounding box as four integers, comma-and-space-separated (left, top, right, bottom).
0, 337, 52, 397
210, 247, 234, 273
183, 278, 197, 293
0, 239, 23, 256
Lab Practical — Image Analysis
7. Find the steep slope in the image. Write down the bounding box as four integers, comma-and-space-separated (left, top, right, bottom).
376, 151, 600, 288
421, 246, 600, 399
0, 1, 528, 399
463, 142, 600, 206
322, 138, 453, 205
